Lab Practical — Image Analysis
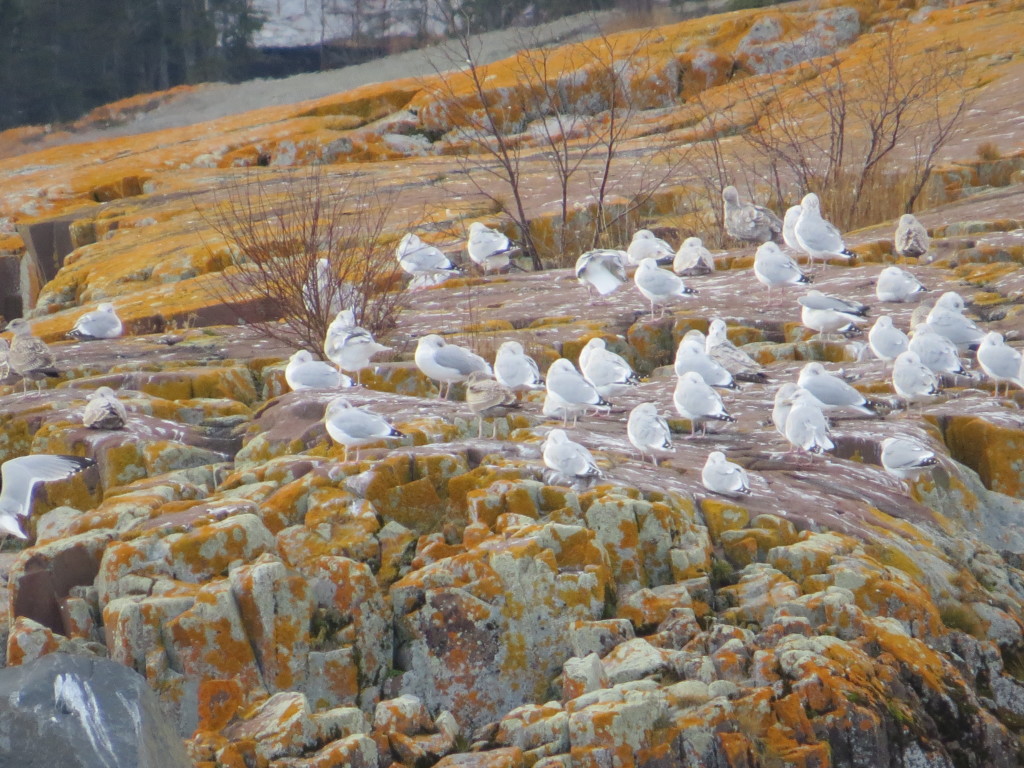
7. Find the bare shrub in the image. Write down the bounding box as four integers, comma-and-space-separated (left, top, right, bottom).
975, 141, 1001, 161
422, 14, 684, 267
730, 23, 970, 229
199, 166, 406, 355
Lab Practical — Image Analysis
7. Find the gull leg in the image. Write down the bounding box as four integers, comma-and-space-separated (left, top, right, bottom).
477, 418, 484, 439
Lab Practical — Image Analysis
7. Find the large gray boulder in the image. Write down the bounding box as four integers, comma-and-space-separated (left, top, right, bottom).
0, 653, 189, 768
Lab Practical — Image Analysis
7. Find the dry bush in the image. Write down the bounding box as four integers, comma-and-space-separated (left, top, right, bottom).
423, 14, 683, 268
729, 23, 971, 230
976, 141, 1001, 161
199, 166, 406, 355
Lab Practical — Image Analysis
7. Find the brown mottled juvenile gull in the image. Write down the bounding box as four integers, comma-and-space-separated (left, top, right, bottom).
895, 214, 930, 260
722, 185, 782, 244
465, 371, 519, 437
7, 318, 58, 390
83, 386, 128, 430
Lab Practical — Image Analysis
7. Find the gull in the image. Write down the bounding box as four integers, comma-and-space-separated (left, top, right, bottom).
701, 451, 751, 497
798, 290, 868, 338
868, 316, 909, 367
876, 266, 927, 303
722, 185, 782, 244
543, 429, 603, 483
0, 454, 94, 542
396, 233, 461, 285
579, 338, 639, 398
753, 242, 811, 295
627, 403, 674, 466
880, 437, 937, 482
467, 222, 517, 273
674, 337, 735, 389
892, 351, 940, 409
783, 389, 834, 455
782, 205, 805, 256
634, 258, 697, 318
324, 309, 391, 384
895, 214, 930, 260
494, 341, 544, 395
67, 303, 123, 341
0, 338, 9, 380
977, 331, 1023, 396
926, 293, 984, 351
627, 230, 675, 266
908, 325, 966, 376
772, 383, 827, 438
324, 397, 403, 462
302, 258, 358, 316
576, 249, 628, 297
415, 334, 492, 399
794, 192, 855, 264
673, 371, 735, 436
673, 237, 715, 276
544, 358, 609, 426
706, 319, 767, 383
82, 386, 128, 430
6, 318, 58, 391
465, 372, 519, 438
285, 350, 352, 391
798, 362, 881, 416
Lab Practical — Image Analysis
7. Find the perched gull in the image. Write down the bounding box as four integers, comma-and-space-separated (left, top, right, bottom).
82, 387, 127, 430
880, 437, 937, 483
415, 334, 492, 399
674, 337, 735, 389
722, 185, 782, 244
324, 310, 390, 384
868, 316, 909, 367
0, 454, 94, 541
494, 341, 544, 395
396, 233, 460, 285
324, 397, 403, 462
798, 362, 880, 415
543, 429, 603, 483
286, 350, 352, 391
673, 371, 735, 436
772, 383, 799, 438
544, 358, 609, 426
701, 451, 751, 497
673, 237, 715, 276
798, 290, 868, 337
977, 331, 1023, 396
627, 403, 674, 466
926, 293, 984, 351
753, 242, 811, 295
579, 338, 639, 398
895, 214, 930, 260
467, 222, 516, 273
576, 249, 628, 297
783, 389, 834, 455
908, 325, 966, 376
465, 371, 519, 438
892, 351, 940, 408
706, 319, 767, 383
302, 258, 358, 316
634, 258, 697, 318
6, 318, 58, 391
876, 266, 926, 303
67, 303, 123, 341
627, 229, 675, 266
794, 192, 855, 264
782, 205, 804, 255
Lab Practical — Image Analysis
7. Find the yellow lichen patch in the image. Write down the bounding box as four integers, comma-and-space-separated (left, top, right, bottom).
941, 415, 1024, 499
699, 498, 750, 540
